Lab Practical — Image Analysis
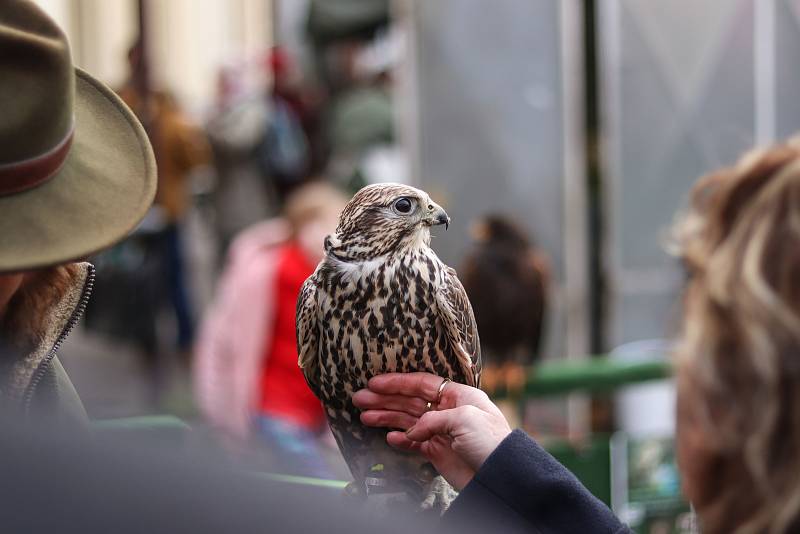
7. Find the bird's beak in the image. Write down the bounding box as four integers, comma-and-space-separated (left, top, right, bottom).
424, 203, 450, 230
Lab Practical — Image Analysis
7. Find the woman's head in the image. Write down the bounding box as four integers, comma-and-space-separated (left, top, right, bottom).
673, 138, 800, 533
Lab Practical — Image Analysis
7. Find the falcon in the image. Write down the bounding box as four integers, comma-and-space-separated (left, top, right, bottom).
296, 183, 481, 511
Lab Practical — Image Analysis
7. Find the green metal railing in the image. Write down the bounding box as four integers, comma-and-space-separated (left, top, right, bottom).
254, 472, 349, 490
494, 356, 673, 399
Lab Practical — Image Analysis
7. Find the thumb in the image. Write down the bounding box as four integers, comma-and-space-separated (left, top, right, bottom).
405, 406, 477, 442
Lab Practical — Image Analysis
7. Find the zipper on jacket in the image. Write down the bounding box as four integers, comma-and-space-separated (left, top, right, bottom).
22, 264, 96, 412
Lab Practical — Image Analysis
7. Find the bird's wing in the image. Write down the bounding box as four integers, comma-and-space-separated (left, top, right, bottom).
436, 266, 482, 387
296, 275, 323, 398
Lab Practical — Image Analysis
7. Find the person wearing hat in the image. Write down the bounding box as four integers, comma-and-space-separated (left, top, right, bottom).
0, 1, 156, 422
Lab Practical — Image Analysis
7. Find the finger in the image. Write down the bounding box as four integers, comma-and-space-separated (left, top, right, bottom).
368, 373, 489, 411
360, 410, 418, 430
352, 390, 429, 416
367, 373, 442, 400
386, 431, 422, 452
405, 408, 462, 442
367, 373, 459, 402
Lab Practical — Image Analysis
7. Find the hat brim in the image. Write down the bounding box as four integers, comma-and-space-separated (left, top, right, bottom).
0, 68, 156, 273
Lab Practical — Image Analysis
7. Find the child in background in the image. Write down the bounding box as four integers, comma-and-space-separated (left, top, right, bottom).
195, 182, 347, 476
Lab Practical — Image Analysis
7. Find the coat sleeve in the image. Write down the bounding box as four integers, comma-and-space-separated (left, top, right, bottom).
446, 430, 632, 534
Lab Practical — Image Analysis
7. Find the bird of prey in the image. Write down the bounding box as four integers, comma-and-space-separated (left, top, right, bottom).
296, 183, 480, 511
461, 215, 548, 394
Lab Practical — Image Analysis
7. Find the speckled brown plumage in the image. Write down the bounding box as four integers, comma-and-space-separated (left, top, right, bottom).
296, 183, 480, 508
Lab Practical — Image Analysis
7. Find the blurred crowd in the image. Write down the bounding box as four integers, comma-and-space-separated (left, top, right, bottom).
70, 15, 553, 481
11, 1, 800, 532
66, 6, 551, 477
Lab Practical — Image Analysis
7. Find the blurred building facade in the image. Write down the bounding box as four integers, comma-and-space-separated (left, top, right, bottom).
600, 0, 800, 348
32, 0, 273, 115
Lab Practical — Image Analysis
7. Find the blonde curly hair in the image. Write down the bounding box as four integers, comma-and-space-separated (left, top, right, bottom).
672, 138, 800, 534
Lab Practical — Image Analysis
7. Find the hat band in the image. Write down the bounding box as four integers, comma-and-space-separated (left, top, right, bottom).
0, 126, 74, 196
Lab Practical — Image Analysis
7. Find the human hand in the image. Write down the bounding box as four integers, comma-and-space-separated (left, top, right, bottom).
352, 372, 512, 490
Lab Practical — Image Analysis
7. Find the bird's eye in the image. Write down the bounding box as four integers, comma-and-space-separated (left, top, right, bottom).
393, 197, 413, 214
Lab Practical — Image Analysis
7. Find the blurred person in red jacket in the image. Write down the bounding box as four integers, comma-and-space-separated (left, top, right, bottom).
195, 181, 347, 476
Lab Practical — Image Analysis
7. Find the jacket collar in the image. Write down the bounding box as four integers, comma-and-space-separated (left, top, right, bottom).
2, 262, 93, 406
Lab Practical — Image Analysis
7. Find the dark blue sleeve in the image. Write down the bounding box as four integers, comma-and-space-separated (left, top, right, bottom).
445, 430, 631, 534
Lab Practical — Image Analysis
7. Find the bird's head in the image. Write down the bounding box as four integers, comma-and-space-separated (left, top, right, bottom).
471, 214, 531, 249
325, 183, 450, 261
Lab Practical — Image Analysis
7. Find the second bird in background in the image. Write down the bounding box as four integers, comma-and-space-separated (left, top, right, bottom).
461, 214, 550, 395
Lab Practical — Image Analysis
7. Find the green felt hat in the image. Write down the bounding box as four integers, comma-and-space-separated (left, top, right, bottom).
0, 0, 156, 273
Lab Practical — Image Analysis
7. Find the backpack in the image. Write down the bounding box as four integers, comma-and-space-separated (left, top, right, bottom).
257, 97, 309, 184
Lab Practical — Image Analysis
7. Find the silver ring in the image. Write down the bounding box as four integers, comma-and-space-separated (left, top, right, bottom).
436, 378, 451, 406
425, 401, 433, 412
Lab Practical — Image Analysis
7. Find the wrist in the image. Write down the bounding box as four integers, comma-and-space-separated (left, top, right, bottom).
478, 428, 512, 468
